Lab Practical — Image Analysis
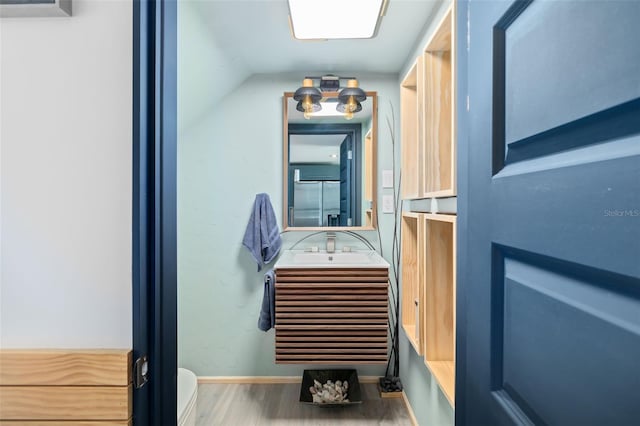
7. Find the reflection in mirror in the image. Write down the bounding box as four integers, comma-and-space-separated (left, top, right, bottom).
283, 91, 377, 230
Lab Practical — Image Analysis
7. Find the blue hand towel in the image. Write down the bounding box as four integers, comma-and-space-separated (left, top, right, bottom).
258, 269, 276, 332
242, 193, 282, 272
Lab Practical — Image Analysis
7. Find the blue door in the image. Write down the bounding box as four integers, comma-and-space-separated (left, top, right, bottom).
339, 135, 353, 226
457, 0, 640, 424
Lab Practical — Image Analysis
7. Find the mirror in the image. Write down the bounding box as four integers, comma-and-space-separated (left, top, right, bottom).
283, 91, 377, 230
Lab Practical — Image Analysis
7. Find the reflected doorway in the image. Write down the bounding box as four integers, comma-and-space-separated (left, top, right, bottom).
287, 123, 362, 227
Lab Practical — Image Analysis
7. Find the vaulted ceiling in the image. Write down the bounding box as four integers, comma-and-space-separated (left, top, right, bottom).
185, 0, 440, 74
179, 0, 440, 131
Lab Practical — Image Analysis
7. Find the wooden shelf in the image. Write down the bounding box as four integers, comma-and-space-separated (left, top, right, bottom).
399, 3, 456, 200
401, 59, 423, 199
423, 5, 456, 198
423, 213, 456, 406
0, 349, 132, 422
425, 360, 455, 405
401, 212, 423, 354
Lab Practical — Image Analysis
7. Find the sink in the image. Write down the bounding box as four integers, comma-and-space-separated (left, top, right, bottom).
294, 252, 371, 265
275, 250, 389, 269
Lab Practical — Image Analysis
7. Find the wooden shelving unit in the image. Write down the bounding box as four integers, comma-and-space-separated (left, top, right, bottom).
400, 59, 423, 199
423, 5, 456, 198
423, 213, 456, 406
401, 212, 423, 354
398, 0, 457, 408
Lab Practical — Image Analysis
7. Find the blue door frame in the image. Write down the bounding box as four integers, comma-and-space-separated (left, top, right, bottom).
132, 0, 177, 423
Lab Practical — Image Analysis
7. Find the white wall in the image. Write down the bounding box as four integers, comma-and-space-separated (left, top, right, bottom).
0, 0, 133, 348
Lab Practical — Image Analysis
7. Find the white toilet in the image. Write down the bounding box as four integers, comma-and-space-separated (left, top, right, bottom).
178, 368, 198, 426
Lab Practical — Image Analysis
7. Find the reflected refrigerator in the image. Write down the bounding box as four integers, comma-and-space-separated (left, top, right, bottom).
292, 181, 340, 227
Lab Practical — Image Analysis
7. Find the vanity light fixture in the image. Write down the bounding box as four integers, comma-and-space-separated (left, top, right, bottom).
293, 75, 367, 120
287, 0, 387, 40
293, 78, 322, 120
337, 79, 366, 121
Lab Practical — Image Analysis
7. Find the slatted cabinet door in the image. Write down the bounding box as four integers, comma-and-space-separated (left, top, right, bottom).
275, 268, 389, 364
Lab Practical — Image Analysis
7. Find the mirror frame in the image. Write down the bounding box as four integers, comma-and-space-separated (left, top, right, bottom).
282, 91, 378, 231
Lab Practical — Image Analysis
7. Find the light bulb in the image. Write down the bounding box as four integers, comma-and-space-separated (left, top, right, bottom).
302, 95, 312, 112
347, 96, 357, 112
303, 101, 314, 120
344, 111, 354, 120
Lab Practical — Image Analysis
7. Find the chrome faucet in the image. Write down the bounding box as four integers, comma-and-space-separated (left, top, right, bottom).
326, 232, 336, 253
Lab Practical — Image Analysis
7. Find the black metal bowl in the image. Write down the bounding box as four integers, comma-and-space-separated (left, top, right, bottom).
299, 369, 362, 406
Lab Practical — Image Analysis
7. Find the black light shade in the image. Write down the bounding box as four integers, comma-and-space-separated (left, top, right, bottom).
336, 79, 366, 117
293, 78, 322, 103
293, 86, 322, 103
293, 78, 322, 117
338, 79, 366, 103
337, 86, 367, 104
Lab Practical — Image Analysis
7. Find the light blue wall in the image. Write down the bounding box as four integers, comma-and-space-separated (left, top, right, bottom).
397, 1, 456, 425
178, 2, 250, 134
178, 72, 401, 377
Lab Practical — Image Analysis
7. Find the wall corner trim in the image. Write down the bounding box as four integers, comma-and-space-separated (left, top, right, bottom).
402, 391, 419, 426
196, 375, 382, 385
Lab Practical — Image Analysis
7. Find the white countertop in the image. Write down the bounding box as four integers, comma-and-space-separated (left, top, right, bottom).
274, 249, 390, 269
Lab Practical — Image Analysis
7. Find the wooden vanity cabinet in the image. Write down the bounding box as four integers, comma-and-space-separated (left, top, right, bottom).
274, 268, 389, 364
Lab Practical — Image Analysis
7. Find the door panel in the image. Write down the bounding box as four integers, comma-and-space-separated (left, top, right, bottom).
493, 252, 640, 425
459, 0, 640, 424
503, 0, 640, 145
492, 149, 640, 278
494, 0, 640, 171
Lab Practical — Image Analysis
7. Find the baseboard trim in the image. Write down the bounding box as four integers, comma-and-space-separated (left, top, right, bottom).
401, 391, 419, 426
197, 375, 381, 385
198, 376, 299, 384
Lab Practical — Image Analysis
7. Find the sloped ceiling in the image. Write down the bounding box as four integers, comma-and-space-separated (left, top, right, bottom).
179, 0, 440, 131
186, 0, 440, 74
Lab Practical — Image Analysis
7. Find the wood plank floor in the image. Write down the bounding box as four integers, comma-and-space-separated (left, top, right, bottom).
195, 383, 413, 425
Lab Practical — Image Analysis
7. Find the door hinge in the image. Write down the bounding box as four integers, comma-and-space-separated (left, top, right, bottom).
347, 150, 353, 160
134, 355, 149, 389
